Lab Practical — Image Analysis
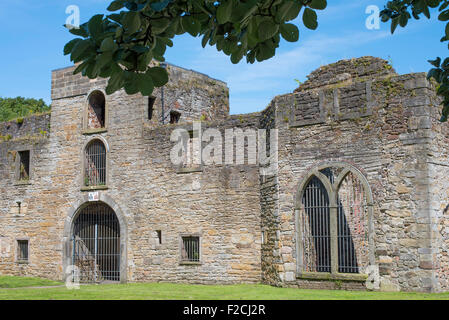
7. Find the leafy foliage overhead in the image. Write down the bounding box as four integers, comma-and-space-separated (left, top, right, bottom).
381, 0, 449, 121
0, 97, 50, 122
63, 0, 327, 97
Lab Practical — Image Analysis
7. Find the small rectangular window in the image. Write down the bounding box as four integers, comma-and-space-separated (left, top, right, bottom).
170, 111, 181, 124
157, 230, 162, 245
148, 97, 156, 120
17, 240, 29, 262
18, 151, 30, 181
181, 236, 200, 262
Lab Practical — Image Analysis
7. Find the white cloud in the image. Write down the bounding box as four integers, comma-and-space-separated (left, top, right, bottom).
189, 30, 390, 114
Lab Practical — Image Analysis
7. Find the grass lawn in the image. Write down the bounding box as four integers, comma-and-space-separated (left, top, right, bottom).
0, 275, 63, 289
1, 276, 449, 300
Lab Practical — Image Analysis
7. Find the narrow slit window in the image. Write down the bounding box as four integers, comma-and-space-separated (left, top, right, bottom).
170, 111, 181, 124
17, 240, 29, 262
148, 97, 156, 120
181, 236, 200, 262
157, 230, 162, 245
18, 150, 30, 181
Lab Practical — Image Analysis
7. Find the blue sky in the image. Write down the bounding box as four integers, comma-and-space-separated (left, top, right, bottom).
0, 0, 447, 114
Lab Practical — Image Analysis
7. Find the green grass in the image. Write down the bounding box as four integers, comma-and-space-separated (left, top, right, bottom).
1, 277, 449, 300
0, 275, 62, 289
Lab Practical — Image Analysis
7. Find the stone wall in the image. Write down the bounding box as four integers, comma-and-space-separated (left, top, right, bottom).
1, 56, 449, 292
261, 57, 446, 292
0, 63, 258, 284
52, 62, 229, 127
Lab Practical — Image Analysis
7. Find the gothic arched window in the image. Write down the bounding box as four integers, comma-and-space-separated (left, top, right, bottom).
297, 164, 373, 276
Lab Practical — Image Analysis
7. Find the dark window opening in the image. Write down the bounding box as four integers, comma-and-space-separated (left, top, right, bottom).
181, 236, 200, 262
17, 240, 29, 262
84, 140, 106, 187
18, 151, 30, 181
148, 97, 156, 120
170, 111, 181, 124
88, 91, 106, 129
157, 230, 162, 244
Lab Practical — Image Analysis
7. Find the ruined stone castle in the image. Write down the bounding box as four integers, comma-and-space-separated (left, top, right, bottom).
1, 56, 448, 292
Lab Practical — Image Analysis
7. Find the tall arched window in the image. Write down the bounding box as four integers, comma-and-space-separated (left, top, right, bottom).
84, 139, 107, 187
87, 91, 106, 129
297, 164, 373, 277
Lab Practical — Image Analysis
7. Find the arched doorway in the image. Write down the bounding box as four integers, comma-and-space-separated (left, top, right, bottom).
71, 202, 120, 283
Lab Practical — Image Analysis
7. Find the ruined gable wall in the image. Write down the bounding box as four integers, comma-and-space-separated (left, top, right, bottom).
267, 57, 439, 292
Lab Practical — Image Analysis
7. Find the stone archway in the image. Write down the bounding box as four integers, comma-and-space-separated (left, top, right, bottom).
63, 194, 127, 283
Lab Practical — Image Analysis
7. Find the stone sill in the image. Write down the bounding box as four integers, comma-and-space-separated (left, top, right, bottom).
16, 260, 29, 264
179, 261, 202, 266
81, 185, 109, 192
297, 272, 368, 282
14, 181, 32, 186
176, 167, 203, 174
82, 128, 108, 135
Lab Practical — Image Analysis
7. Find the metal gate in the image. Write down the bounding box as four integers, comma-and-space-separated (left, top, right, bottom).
301, 169, 365, 274
301, 176, 331, 273
72, 203, 120, 283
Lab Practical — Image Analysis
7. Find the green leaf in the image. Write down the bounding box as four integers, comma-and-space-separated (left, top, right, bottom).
147, 66, 169, 87
106, 70, 124, 95
67, 26, 88, 38
256, 42, 276, 62
399, 13, 408, 27
181, 16, 201, 36
123, 11, 141, 34
275, 1, 302, 22
151, 18, 171, 34
100, 37, 117, 52
230, 45, 244, 64
64, 38, 82, 55
391, 17, 399, 34
429, 57, 442, 68
303, 8, 318, 30
73, 60, 90, 75
280, 23, 299, 42
107, 1, 124, 11
150, 0, 172, 12
138, 73, 155, 96
440, 9, 449, 21
88, 14, 104, 38
309, 0, 327, 10
202, 30, 211, 48
258, 18, 278, 41
71, 40, 91, 62
217, 0, 233, 24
